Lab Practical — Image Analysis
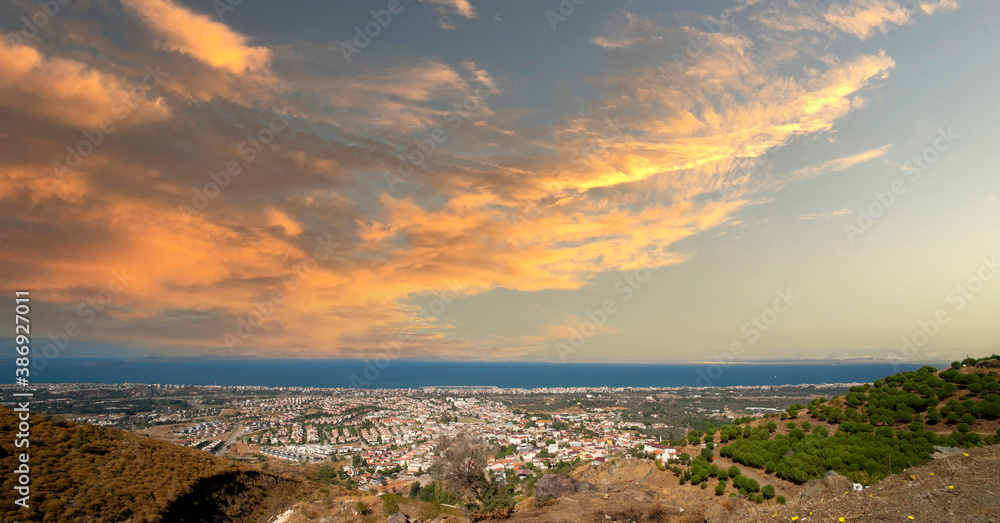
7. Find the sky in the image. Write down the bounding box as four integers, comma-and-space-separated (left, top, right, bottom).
0, 0, 997, 364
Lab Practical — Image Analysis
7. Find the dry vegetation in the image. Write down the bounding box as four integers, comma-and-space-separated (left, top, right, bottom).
0, 408, 304, 522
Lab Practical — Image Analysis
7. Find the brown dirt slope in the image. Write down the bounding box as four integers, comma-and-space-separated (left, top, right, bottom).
0, 407, 305, 522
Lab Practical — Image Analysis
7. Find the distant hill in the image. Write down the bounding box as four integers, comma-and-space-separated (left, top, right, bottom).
0, 408, 306, 522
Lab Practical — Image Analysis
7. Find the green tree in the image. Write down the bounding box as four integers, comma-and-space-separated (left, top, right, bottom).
469, 474, 516, 518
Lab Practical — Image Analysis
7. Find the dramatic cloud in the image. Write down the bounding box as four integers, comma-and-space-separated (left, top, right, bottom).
0, 0, 979, 360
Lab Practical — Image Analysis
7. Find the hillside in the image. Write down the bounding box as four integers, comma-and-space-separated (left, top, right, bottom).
665, 360, 999, 501
729, 444, 1000, 522
0, 407, 308, 522
493, 445, 1000, 522
504, 359, 1000, 521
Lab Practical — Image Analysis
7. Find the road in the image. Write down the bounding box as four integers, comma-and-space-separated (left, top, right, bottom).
215, 421, 243, 456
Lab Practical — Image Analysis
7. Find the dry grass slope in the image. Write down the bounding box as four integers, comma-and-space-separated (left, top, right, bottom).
0, 407, 303, 522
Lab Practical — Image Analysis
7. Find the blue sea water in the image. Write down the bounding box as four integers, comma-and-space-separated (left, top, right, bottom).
15, 358, 937, 389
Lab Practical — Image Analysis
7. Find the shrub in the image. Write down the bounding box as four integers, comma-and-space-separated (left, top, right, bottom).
776, 495, 786, 504
983, 402, 1000, 420
381, 494, 400, 516
957, 423, 970, 433
715, 482, 725, 496
762, 484, 776, 499
728, 466, 740, 478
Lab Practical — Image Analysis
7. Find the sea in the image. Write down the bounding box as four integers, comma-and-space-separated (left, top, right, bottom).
15, 358, 937, 389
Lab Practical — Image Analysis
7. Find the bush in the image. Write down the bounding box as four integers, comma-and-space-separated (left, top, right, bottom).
381, 494, 400, 516
728, 465, 740, 478
733, 475, 760, 493
762, 484, 776, 499
715, 482, 726, 496
776, 495, 786, 505
957, 423, 970, 433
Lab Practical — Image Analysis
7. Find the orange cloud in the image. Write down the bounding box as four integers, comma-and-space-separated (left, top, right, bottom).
823, 0, 911, 39
420, 0, 476, 19
0, 39, 169, 128
121, 0, 271, 74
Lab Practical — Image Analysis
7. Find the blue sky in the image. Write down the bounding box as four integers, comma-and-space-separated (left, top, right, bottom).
0, 0, 997, 363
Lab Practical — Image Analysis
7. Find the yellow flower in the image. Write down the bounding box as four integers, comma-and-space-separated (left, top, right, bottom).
839, 517, 846, 522
910, 474, 916, 480
908, 517, 914, 520
948, 485, 954, 490
929, 473, 934, 476
792, 518, 799, 522
962, 452, 969, 457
